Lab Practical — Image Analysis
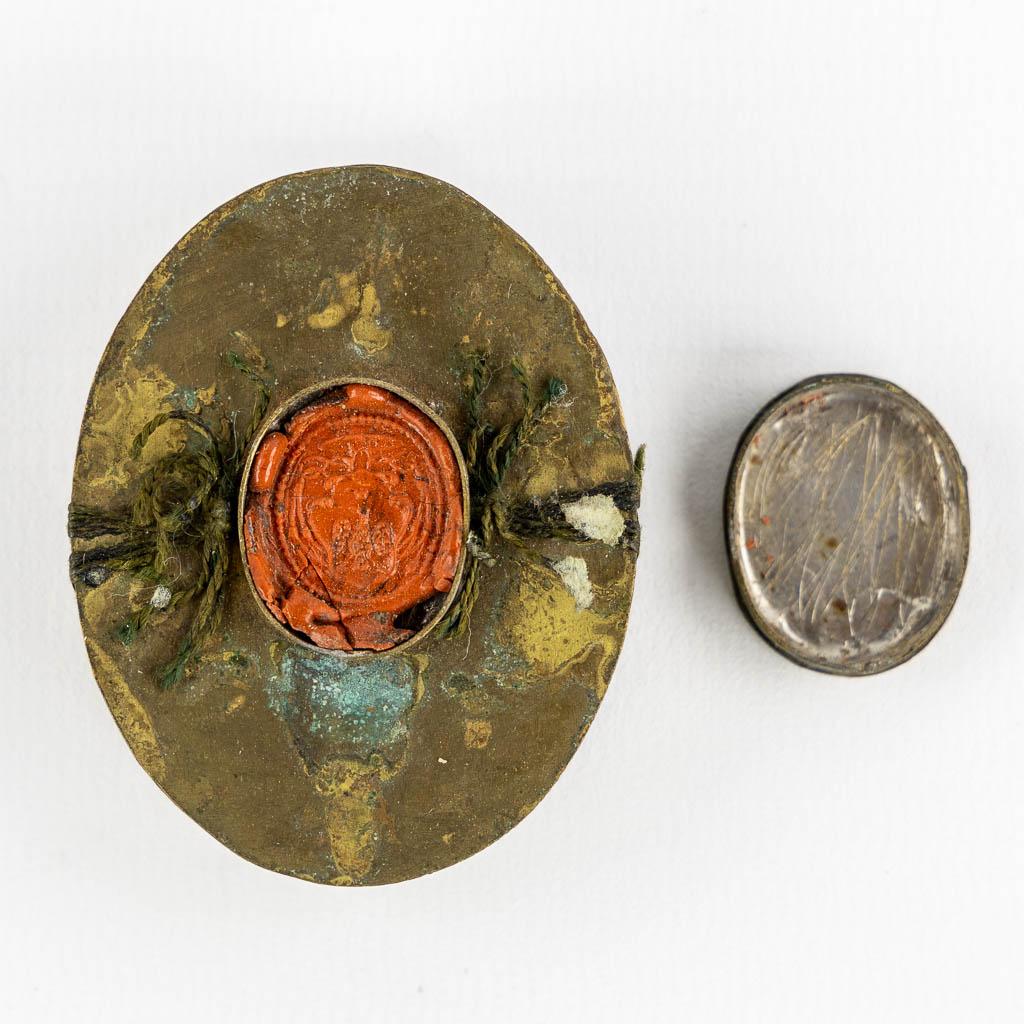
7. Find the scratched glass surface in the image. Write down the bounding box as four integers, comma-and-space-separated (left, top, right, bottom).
730, 379, 968, 674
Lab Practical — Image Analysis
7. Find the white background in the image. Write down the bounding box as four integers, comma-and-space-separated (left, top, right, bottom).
2, 1, 1023, 1021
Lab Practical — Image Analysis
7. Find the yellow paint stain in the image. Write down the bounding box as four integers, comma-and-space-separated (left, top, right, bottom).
442, 832, 454, 845
499, 562, 623, 698
225, 694, 246, 715
518, 440, 628, 503
247, 180, 275, 204
317, 761, 377, 883
268, 640, 285, 673
464, 720, 493, 749
127, 577, 153, 607
314, 657, 426, 885
131, 316, 153, 344
275, 313, 291, 328
376, 239, 403, 268
591, 354, 622, 433
80, 584, 116, 635
172, 187, 268, 253
306, 271, 360, 329
86, 640, 166, 784
227, 331, 268, 372
404, 653, 430, 698
119, 265, 171, 348
315, 758, 398, 885
517, 456, 565, 500
75, 362, 176, 495
350, 283, 392, 354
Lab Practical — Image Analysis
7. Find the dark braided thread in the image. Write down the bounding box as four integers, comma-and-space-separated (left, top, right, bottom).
436, 355, 644, 640
227, 349, 271, 466
436, 358, 567, 639
436, 553, 480, 640
68, 350, 270, 688
500, 450, 647, 552
157, 499, 231, 689
68, 534, 156, 581
463, 352, 491, 471
66, 506, 135, 540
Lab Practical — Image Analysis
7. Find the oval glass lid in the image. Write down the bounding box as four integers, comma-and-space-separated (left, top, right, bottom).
725, 374, 969, 675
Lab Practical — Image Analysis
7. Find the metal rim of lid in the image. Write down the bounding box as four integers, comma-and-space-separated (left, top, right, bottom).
724, 373, 970, 676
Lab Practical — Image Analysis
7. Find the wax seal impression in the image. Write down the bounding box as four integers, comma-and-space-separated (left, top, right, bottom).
241, 381, 466, 652
725, 374, 969, 675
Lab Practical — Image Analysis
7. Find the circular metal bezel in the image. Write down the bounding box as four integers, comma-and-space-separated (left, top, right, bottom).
237, 377, 471, 658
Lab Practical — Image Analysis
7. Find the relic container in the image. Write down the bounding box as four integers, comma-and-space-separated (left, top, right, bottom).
69, 166, 642, 885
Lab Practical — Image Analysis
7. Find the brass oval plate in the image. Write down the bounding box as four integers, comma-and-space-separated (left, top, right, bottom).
70, 167, 639, 884
725, 374, 969, 675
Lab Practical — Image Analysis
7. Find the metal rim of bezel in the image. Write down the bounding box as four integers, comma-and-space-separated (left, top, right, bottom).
237, 377, 471, 659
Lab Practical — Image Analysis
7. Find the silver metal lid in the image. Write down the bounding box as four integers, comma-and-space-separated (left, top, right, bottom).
725, 374, 969, 675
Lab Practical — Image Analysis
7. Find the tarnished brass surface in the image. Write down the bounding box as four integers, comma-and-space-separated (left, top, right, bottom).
70, 167, 638, 884
726, 374, 969, 675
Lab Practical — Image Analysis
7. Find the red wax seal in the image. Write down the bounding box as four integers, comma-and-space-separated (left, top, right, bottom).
243, 383, 463, 651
